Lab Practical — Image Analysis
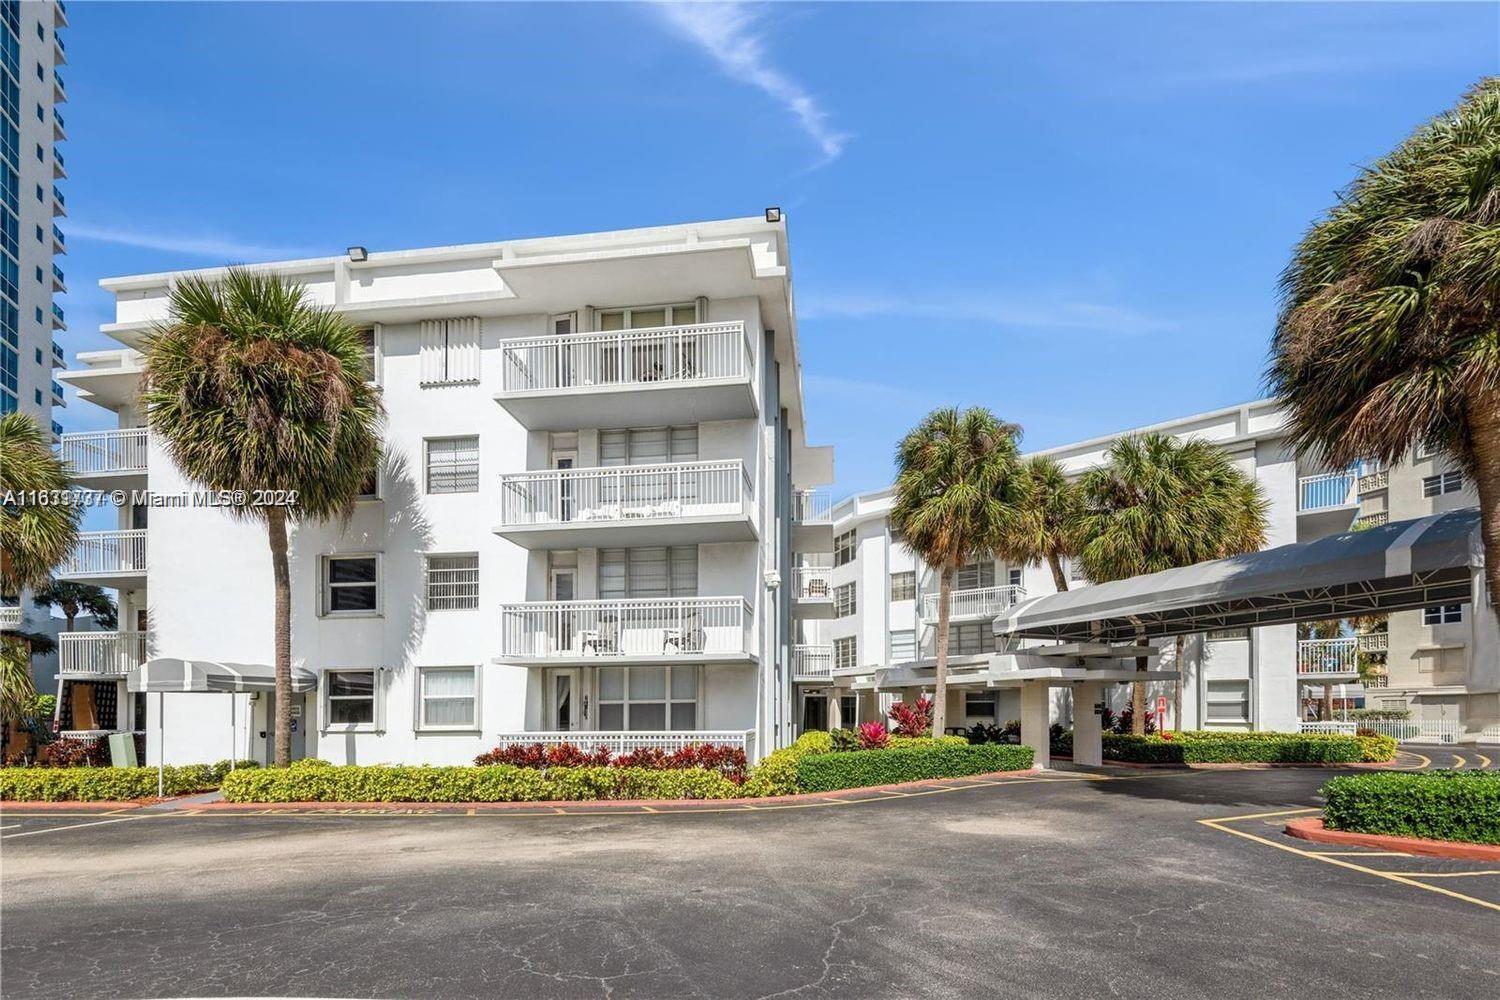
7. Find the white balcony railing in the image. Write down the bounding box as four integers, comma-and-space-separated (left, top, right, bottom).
1299, 720, 1462, 744
1297, 472, 1356, 512
1297, 637, 1359, 675
59, 427, 148, 476
793, 566, 832, 601
489, 729, 755, 758
792, 489, 832, 524
921, 585, 1027, 622
1356, 633, 1388, 654
499, 460, 751, 527
59, 631, 149, 677
792, 644, 832, 680
0, 606, 21, 629
64, 530, 147, 577
500, 322, 752, 394
499, 597, 752, 659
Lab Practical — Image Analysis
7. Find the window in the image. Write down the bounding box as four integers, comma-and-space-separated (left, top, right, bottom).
1423, 604, 1463, 625
1207, 628, 1249, 642
425, 554, 479, 610
324, 669, 376, 727
954, 561, 995, 590
950, 622, 991, 656
597, 664, 698, 731
964, 690, 997, 720
599, 426, 698, 466
1414, 440, 1438, 461
321, 555, 379, 615
832, 531, 855, 568
598, 546, 696, 598
417, 666, 478, 730
1068, 559, 1088, 583
596, 303, 697, 332
833, 636, 858, 670
890, 571, 915, 602
357, 465, 380, 500
834, 582, 857, 618
1204, 680, 1250, 724
1422, 471, 1463, 497
425, 436, 479, 494
419, 317, 480, 386
355, 327, 378, 384
889, 629, 916, 663
1007, 568, 1023, 588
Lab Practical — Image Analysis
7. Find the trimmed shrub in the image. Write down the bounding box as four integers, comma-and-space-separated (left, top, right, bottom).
219, 762, 741, 803
1322, 771, 1500, 845
1354, 730, 1398, 763
795, 743, 1034, 793
888, 734, 967, 749
0, 765, 223, 801
1348, 708, 1409, 721
1092, 730, 1365, 764
742, 730, 832, 797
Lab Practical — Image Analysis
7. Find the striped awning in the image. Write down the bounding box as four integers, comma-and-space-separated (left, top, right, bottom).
128, 658, 319, 694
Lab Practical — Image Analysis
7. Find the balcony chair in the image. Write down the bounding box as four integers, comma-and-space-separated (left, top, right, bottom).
582, 615, 619, 656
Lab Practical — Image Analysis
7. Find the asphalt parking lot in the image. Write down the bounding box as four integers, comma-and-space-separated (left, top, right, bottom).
2, 751, 1496, 1000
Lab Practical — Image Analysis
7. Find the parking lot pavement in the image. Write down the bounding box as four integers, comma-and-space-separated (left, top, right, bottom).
3, 763, 1497, 1000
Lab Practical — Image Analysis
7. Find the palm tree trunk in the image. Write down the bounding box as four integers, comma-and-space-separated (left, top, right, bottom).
1129, 617, 1147, 735
1321, 683, 1333, 722
1467, 390, 1500, 635
267, 507, 292, 768
932, 566, 952, 736
1173, 634, 1184, 732
1046, 553, 1069, 593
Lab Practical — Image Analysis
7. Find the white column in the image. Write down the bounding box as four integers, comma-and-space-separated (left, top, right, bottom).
827, 689, 842, 730
1072, 681, 1103, 767
1020, 681, 1051, 769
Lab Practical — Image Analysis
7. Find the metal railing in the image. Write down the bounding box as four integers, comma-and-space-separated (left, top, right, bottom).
489, 729, 755, 757
499, 596, 752, 659
500, 321, 752, 394
499, 460, 750, 527
52, 223, 65, 246
59, 631, 149, 677
52, 185, 65, 208
0, 606, 21, 629
792, 644, 832, 680
52, 262, 65, 284
1297, 637, 1359, 675
792, 489, 832, 524
60, 428, 148, 476
792, 566, 832, 600
64, 530, 147, 577
1297, 472, 1356, 512
51, 302, 64, 323
921, 584, 1027, 622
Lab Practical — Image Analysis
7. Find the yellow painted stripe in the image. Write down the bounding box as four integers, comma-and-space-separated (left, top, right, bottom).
1398, 870, 1500, 879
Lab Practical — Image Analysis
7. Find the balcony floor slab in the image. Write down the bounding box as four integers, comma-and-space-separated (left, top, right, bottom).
493, 380, 756, 432
494, 514, 756, 549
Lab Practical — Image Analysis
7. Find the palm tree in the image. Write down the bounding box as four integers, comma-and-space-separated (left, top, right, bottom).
140, 268, 383, 766
1013, 455, 1082, 593
891, 407, 1029, 736
1269, 79, 1500, 633
1076, 434, 1268, 733
32, 579, 118, 631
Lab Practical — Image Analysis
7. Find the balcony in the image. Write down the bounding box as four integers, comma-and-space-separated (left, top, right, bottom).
1296, 637, 1361, 678
51, 341, 64, 367
496, 460, 754, 548
791, 566, 833, 619
59, 427, 148, 488
792, 488, 833, 551
56, 350, 144, 411
498, 596, 753, 665
1296, 471, 1358, 540
496, 322, 756, 430
1354, 511, 1389, 530
59, 631, 149, 678
55, 1, 68, 29
50, 379, 64, 405
1356, 632, 1388, 654
61, 530, 147, 590
52, 186, 65, 216
53, 109, 65, 143
792, 644, 832, 682
0, 606, 21, 629
53, 151, 65, 180
52, 263, 65, 292
920, 585, 1027, 623
50, 302, 65, 330
51, 223, 65, 251
53, 70, 66, 104
489, 729, 755, 758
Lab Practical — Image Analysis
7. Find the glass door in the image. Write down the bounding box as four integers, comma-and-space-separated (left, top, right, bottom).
550, 668, 581, 732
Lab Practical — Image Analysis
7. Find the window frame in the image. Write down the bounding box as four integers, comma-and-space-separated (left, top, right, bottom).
414, 664, 481, 733
964, 690, 998, 720
424, 553, 479, 611
833, 581, 857, 618
889, 629, 916, 664
833, 529, 856, 567
596, 663, 699, 732
322, 668, 379, 733
1206, 628, 1249, 642
320, 553, 381, 618
1421, 470, 1463, 498
833, 636, 858, 671
1204, 679, 1250, 724
594, 301, 699, 332
1423, 603, 1463, 626
889, 571, 915, 602
425, 435, 481, 495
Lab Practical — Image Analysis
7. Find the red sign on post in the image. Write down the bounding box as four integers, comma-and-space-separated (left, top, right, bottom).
1155, 696, 1169, 732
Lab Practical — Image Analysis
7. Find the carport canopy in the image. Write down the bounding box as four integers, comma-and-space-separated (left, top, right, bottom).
128, 658, 319, 694
997, 508, 1482, 644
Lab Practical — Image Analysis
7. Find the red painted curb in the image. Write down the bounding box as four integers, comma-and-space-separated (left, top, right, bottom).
1285, 817, 1500, 862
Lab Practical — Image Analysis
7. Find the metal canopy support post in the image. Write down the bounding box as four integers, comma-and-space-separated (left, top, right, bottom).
230, 695, 236, 772
156, 691, 164, 799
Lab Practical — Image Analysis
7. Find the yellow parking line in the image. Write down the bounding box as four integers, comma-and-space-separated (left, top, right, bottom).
1204, 807, 1321, 823
1397, 870, 1500, 879
1475, 752, 1492, 769
1400, 750, 1432, 770
1307, 850, 1410, 857
1451, 754, 1466, 770
1199, 816, 1500, 913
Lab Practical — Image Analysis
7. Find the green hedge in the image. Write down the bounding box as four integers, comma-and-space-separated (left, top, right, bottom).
1096, 731, 1365, 764
0, 765, 223, 801
219, 759, 741, 803
1322, 771, 1500, 845
795, 743, 1034, 793
741, 730, 833, 797
1354, 732, 1398, 763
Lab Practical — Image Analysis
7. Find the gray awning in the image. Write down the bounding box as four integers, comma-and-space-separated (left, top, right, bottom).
128, 658, 319, 694
997, 508, 1482, 643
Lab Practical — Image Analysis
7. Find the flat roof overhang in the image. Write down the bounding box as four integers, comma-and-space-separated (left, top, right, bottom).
997, 508, 1483, 644
493, 377, 757, 432
493, 513, 757, 549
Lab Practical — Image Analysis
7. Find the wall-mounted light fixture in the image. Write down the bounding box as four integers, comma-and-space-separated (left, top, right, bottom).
764, 207, 781, 223
347, 246, 368, 263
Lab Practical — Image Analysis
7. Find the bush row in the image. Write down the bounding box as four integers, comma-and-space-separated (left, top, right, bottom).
796, 743, 1034, 793
473, 742, 747, 780
1321, 771, 1500, 845
0, 759, 260, 801
219, 759, 740, 803
1050, 729, 1380, 764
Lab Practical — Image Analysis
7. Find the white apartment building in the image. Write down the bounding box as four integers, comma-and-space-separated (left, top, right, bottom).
793, 398, 1496, 740
55, 216, 834, 764
1, 0, 70, 634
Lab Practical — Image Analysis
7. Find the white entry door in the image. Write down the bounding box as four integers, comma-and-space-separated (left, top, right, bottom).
552, 450, 577, 522
550, 668, 582, 732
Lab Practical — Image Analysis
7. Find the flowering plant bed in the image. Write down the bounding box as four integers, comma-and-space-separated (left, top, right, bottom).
473, 741, 747, 780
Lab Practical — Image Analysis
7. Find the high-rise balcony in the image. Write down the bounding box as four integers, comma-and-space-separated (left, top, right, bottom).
52, 186, 65, 216
0, 605, 22, 629
51, 223, 65, 251
792, 488, 833, 551
50, 302, 65, 330
55, 1, 68, 29
1296, 470, 1359, 540
792, 644, 832, 682
496, 460, 754, 548
53, 70, 66, 104
920, 584, 1026, 623
498, 597, 753, 665
50, 379, 65, 405
61, 530, 148, 590
496, 321, 755, 430
1296, 637, 1362, 678
52, 265, 65, 294
59, 631, 150, 678
791, 566, 833, 618
51, 342, 64, 367
52, 109, 66, 142
59, 427, 148, 489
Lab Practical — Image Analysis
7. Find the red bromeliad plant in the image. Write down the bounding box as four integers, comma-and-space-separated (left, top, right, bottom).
857, 721, 890, 749
474, 743, 612, 768
887, 696, 933, 737
473, 741, 747, 781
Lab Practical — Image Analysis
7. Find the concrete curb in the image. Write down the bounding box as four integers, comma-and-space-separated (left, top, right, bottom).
1052, 755, 1392, 770
1284, 816, 1500, 862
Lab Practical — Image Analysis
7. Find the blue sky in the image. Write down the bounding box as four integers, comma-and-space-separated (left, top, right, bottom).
57, 1, 1498, 496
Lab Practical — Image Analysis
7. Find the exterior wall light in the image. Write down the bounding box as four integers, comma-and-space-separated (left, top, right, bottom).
764, 207, 781, 223
347, 246, 368, 262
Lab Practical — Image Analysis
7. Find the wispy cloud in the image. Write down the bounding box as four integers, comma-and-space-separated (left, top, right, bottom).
803, 373, 927, 406
800, 289, 1176, 337
67, 223, 319, 262
649, 2, 849, 167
